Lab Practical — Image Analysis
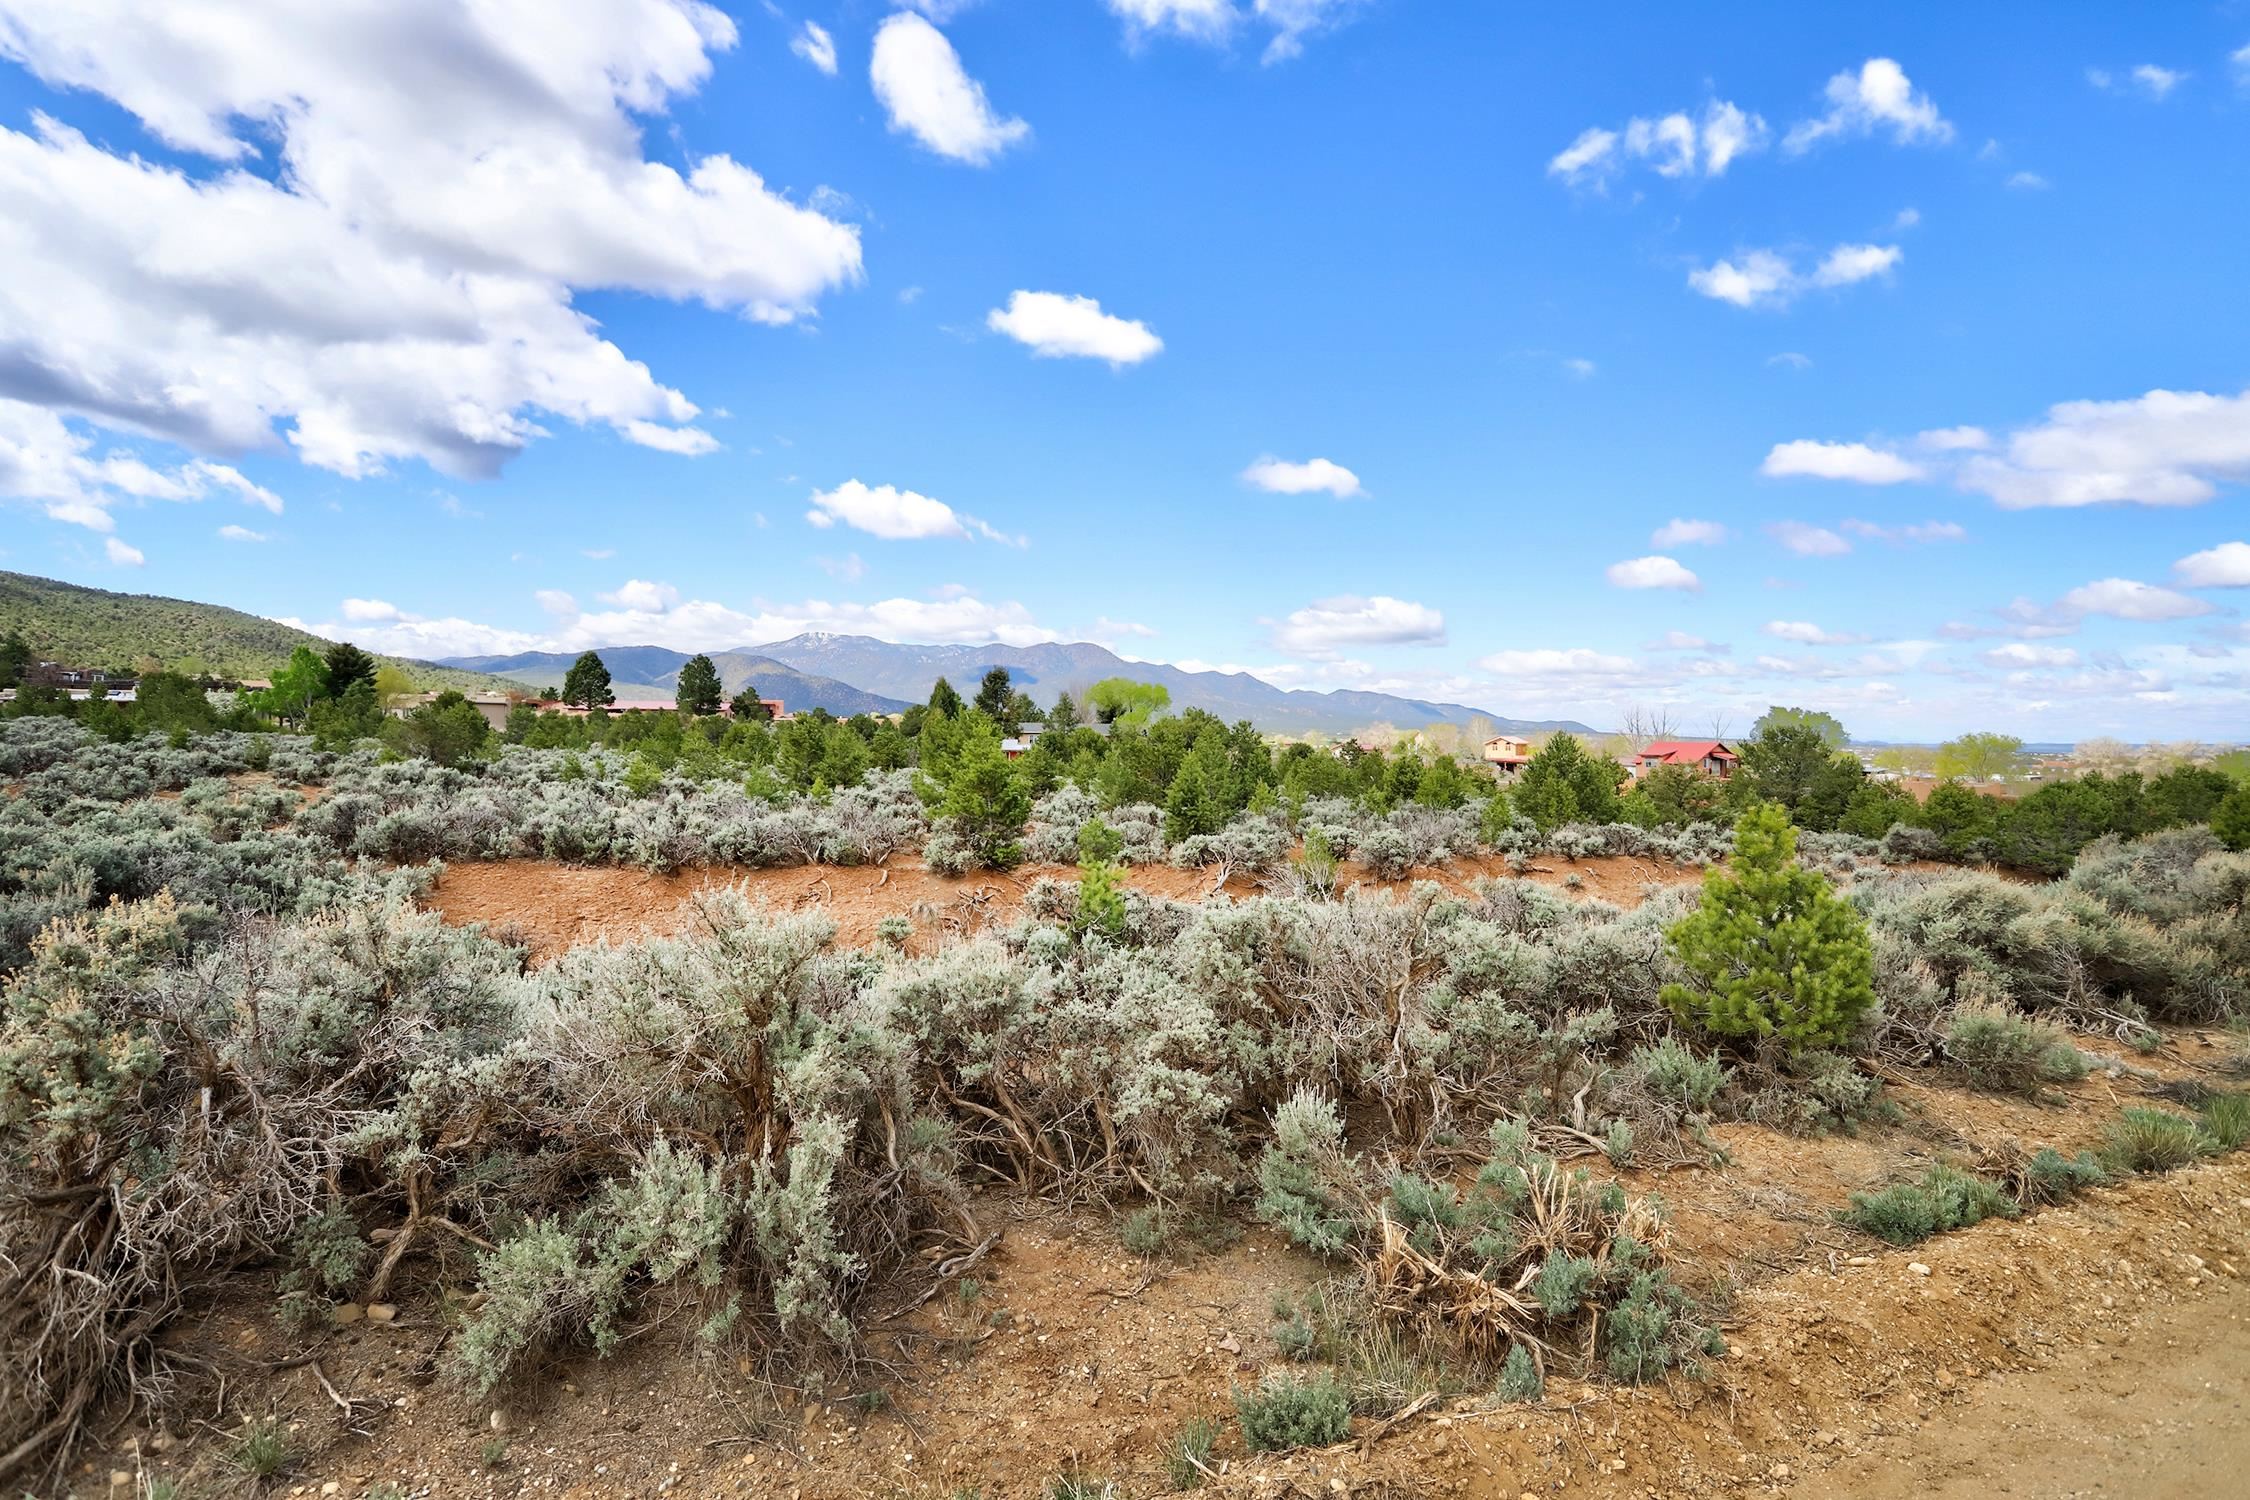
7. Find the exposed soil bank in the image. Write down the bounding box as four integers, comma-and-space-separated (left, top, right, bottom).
422, 851, 1709, 962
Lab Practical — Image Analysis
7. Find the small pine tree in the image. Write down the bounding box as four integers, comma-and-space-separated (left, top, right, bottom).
937, 733, 1032, 868
1164, 757, 1224, 843
728, 688, 773, 722
1074, 851, 1128, 939
562, 651, 614, 711
1661, 802, 1875, 1050
927, 676, 964, 718
676, 654, 723, 716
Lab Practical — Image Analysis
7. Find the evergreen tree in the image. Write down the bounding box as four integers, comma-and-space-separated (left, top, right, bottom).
1662, 803, 1875, 1051
938, 733, 1032, 868
2214, 787, 2250, 852
1739, 723, 1849, 820
1164, 755, 1225, 843
1073, 819, 1128, 938
322, 640, 378, 698
1513, 732, 1620, 831
728, 688, 773, 721
1048, 690, 1083, 729
927, 675, 964, 718
0, 628, 29, 690
973, 666, 1013, 719
561, 651, 614, 711
676, 653, 723, 716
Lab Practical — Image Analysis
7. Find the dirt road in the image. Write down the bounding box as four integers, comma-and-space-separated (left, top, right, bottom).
1805, 1272, 2249, 1499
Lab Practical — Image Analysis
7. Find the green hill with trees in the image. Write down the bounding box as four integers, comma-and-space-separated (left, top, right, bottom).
0, 570, 524, 693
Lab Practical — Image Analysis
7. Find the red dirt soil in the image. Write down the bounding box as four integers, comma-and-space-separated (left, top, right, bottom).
422, 851, 1710, 963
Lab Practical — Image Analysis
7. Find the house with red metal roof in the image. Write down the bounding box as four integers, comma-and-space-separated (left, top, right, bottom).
1632, 739, 1740, 779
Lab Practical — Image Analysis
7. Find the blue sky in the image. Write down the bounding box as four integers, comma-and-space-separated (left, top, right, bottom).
1, 1, 2246, 740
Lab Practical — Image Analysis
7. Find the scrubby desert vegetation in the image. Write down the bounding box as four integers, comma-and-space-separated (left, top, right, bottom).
4, 697, 2249, 1497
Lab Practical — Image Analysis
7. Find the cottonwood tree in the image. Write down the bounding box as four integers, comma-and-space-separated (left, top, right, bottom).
562, 651, 613, 711
256, 646, 331, 724
1935, 732, 2023, 782
675, 654, 722, 716
1750, 705, 1847, 749
1088, 677, 1169, 727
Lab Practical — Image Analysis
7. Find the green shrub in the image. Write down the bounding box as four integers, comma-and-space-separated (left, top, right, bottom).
1943, 1006, 2088, 1095
1631, 1036, 1731, 1112
1162, 1416, 1219, 1489
1604, 1270, 1696, 1383
1841, 1164, 2018, 1244
2202, 1093, 2250, 1152
1531, 1250, 1600, 1318
2207, 786, 2250, 852
2104, 1107, 2209, 1172
1253, 1090, 1356, 1255
1663, 804, 1876, 1049
1495, 1344, 1542, 1402
230, 1416, 291, 1477
2021, 1147, 2110, 1204
1234, 1370, 1352, 1452
1118, 1205, 1169, 1257
1049, 1471, 1118, 1500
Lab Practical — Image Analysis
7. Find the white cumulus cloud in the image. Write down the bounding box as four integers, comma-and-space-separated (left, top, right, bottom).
1761, 440, 1928, 484
1241, 456, 1363, 498
1690, 243, 1901, 308
103, 536, 144, 566
871, 11, 1029, 165
2056, 578, 2213, 623
803, 478, 1023, 544
986, 291, 1163, 365
599, 579, 682, 612
1784, 58, 1952, 154
1271, 594, 1446, 656
0, 0, 860, 506
1954, 388, 2250, 508
1548, 100, 1769, 187
1604, 555, 1701, 591
2173, 541, 2250, 588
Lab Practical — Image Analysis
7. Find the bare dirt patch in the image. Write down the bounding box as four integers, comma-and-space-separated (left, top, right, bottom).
422, 852, 1714, 963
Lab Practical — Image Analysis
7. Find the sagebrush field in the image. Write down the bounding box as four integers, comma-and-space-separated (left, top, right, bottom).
3, 710, 2247, 1499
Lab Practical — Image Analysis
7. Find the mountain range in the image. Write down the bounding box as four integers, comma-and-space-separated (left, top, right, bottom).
0, 569, 1596, 735
440, 635, 1596, 736
441, 647, 911, 719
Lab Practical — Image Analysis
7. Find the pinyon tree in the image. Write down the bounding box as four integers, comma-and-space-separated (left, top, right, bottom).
676, 654, 722, 716
562, 651, 613, 711
1661, 802, 1875, 1050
